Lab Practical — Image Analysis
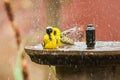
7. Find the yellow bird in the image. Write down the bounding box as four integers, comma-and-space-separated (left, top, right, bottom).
52, 27, 74, 47
43, 26, 74, 49
52, 27, 64, 47
43, 27, 57, 49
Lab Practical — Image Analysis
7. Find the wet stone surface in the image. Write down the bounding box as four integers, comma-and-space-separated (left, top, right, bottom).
25, 41, 120, 66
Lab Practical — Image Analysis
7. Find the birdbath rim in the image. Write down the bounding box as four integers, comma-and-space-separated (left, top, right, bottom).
25, 41, 120, 55
25, 41, 120, 66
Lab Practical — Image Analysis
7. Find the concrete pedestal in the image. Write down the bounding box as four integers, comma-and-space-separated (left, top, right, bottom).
56, 66, 120, 80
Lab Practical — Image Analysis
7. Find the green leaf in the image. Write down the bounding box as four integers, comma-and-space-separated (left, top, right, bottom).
13, 40, 27, 80
50, 66, 59, 80
50, 66, 56, 76
14, 47, 23, 80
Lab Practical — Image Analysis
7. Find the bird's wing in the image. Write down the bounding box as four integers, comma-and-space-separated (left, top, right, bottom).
60, 34, 74, 45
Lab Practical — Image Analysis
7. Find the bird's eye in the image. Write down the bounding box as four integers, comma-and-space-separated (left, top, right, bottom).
54, 31, 57, 35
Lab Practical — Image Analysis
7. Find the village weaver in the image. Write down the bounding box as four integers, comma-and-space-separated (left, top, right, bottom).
53, 27, 74, 47
43, 26, 74, 49
43, 26, 57, 49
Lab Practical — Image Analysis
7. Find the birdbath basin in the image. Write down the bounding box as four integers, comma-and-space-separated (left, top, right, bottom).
25, 42, 120, 80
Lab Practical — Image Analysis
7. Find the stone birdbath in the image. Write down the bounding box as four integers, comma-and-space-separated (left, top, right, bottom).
25, 41, 120, 80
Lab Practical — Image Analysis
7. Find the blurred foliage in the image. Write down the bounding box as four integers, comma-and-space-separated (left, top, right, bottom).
14, 44, 24, 80
50, 66, 58, 80
50, 66, 56, 76
14, 39, 28, 80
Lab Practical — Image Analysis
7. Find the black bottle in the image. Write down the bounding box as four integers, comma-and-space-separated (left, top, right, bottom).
86, 24, 95, 49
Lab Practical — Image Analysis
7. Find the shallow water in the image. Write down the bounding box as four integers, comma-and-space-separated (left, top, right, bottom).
26, 41, 120, 51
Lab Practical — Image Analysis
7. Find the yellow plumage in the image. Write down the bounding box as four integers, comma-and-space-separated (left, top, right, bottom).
43, 34, 57, 49
43, 27, 57, 49
43, 26, 74, 49
52, 27, 64, 47
53, 27, 74, 47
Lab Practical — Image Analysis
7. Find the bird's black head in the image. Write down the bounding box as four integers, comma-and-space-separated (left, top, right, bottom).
46, 27, 53, 35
